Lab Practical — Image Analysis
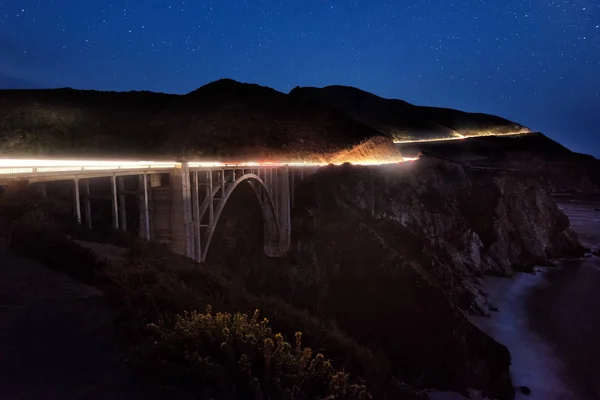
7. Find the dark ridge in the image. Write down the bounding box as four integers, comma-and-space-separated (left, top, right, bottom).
289, 85, 529, 141
400, 132, 600, 193
0, 79, 396, 162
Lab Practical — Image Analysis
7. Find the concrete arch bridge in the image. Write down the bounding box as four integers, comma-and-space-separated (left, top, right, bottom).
0, 159, 314, 263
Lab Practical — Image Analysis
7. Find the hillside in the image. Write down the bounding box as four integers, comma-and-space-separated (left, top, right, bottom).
289, 85, 530, 141
399, 132, 600, 193
0, 79, 401, 163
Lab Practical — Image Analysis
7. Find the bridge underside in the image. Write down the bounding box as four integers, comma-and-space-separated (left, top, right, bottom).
168, 164, 293, 262
0, 162, 306, 263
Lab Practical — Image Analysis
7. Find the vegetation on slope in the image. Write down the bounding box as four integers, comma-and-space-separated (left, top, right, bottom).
289, 85, 529, 141
398, 132, 600, 193
0, 183, 421, 399
0, 79, 401, 163
1, 154, 585, 399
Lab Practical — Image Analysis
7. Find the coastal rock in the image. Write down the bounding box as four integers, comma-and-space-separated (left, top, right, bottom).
284, 156, 582, 398
206, 155, 583, 398
299, 156, 582, 306
399, 132, 600, 195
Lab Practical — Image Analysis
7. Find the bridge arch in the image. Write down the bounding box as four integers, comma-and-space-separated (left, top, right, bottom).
196, 172, 281, 263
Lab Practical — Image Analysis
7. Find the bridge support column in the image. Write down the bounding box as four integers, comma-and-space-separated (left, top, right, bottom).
169, 163, 194, 258
110, 175, 119, 230
140, 174, 151, 241
290, 167, 295, 208
276, 166, 291, 253
73, 178, 81, 223
207, 170, 214, 226
84, 179, 92, 230
118, 176, 127, 232
182, 163, 194, 259
192, 171, 201, 262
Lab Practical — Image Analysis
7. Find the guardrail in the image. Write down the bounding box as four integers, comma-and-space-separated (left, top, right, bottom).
0, 160, 180, 176
0, 158, 409, 179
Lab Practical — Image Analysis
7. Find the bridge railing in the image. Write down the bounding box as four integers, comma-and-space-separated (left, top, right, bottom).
0, 159, 328, 178
0, 158, 393, 181
0, 160, 180, 178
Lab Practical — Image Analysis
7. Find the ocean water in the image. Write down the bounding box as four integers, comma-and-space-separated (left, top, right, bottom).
433, 198, 600, 400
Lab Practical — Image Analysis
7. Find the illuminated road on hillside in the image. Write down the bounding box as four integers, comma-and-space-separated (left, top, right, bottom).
0, 132, 529, 177
392, 131, 529, 144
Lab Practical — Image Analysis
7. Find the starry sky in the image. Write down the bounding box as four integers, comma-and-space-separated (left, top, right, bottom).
1, 0, 599, 156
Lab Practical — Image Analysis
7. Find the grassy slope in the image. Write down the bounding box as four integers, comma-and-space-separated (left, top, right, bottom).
0, 79, 393, 161
289, 85, 529, 141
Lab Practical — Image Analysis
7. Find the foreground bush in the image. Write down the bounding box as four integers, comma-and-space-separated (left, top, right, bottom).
0, 184, 397, 398
146, 307, 371, 400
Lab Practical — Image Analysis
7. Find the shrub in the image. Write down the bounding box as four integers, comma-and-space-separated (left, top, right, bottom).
0, 184, 415, 398
0, 183, 79, 233
146, 306, 371, 400
0, 184, 104, 282
9, 208, 105, 282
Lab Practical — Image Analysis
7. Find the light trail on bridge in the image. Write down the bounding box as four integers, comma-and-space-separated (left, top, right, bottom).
0, 156, 419, 261
0, 158, 416, 176
0, 131, 531, 175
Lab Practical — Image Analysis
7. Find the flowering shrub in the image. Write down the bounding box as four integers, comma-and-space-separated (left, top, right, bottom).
148, 306, 371, 400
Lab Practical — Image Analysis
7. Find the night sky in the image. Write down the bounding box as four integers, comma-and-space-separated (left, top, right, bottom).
1, 1, 599, 156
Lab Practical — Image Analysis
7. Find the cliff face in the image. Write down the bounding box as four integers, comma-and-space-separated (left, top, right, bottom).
293, 156, 582, 309
182, 155, 584, 398
400, 133, 600, 194
278, 157, 582, 398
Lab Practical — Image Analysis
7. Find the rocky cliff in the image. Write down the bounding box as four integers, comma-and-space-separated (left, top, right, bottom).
286, 156, 581, 397
400, 133, 600, 194
206, 155, 583, 399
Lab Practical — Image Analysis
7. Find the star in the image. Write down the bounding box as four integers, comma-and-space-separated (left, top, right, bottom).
0, 0, 597, 156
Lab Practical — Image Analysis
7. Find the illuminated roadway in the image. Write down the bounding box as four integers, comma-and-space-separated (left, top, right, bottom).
0, 131, 524, 262
392, 131, 529, 144
0, 157, 417, 262
0, 130, 529, 178
0, 158, 416, 181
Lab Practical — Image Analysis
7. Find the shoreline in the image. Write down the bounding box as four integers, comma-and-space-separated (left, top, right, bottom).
470, 268, 579, 399
527, 256, 600, 399
469, 197, 600, 399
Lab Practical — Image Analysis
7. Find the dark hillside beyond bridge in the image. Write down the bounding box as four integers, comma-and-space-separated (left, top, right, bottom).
0, 160, 318, 263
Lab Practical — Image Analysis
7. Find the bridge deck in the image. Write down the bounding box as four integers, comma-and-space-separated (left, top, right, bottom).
0, 159, 318, 184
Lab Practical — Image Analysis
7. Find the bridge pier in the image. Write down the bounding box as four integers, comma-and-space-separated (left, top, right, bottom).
73, 178, 81, 223
117, 177, 127, 232
83, 179, 92, 230
0, 160, 304, 265
140, 174, 151, 241
110, 175, 119, 230
276, 166, 291, 253
158, 163, 296, 263
192, 171, 202, 262
167, 166, 193, 258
